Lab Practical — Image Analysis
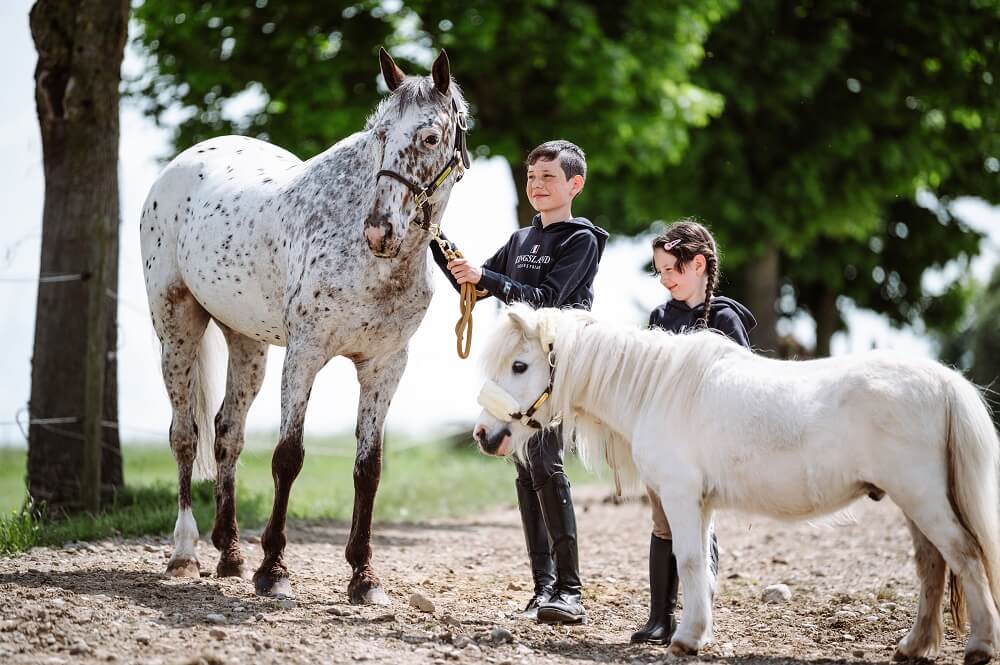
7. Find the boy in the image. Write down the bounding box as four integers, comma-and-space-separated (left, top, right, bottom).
432, 140, 608, 623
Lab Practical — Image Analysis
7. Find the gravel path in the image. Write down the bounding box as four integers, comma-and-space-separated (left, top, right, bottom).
0, 486, 968, 664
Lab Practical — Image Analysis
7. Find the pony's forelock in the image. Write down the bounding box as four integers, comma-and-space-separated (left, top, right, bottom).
366, 76, 468, 131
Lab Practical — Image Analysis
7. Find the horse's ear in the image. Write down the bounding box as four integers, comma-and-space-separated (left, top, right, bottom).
507, 306, 537, 337
432, 50, 451, 95
379, 46, 406, 92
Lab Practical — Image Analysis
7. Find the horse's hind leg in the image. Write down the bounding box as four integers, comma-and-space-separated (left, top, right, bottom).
897, 494, 1000, 665
154, 283, 211, 578
211, 327, 268, 578
894, 518, 947, 660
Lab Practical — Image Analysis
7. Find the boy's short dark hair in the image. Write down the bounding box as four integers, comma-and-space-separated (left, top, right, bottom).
526, 140, 587, 181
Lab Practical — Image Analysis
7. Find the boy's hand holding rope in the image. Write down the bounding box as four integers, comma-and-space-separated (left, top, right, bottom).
430, 223, 488, 358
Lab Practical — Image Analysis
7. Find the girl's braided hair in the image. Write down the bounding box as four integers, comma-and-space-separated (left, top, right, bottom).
651, 219, 720, 329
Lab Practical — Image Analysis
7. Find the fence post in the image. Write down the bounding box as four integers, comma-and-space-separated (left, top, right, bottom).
81, 216, 111, 512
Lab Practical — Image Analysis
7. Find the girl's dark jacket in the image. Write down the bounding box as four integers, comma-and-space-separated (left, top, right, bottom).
648, 295, 756, 350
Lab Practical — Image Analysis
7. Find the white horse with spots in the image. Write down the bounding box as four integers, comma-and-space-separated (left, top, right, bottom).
474, 304, 1000, 665
140, 49, 469, 603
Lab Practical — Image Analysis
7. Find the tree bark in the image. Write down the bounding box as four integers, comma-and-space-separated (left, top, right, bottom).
814, 286, 838, 358
743, 245, 780, 356
28, 0, 128, 511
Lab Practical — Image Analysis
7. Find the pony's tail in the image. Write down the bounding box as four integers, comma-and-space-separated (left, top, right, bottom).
945, 373, 1000, 632
191, 322, 226, 481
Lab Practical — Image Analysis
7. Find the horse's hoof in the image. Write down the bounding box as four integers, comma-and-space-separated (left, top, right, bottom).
254, 572, 293, 598
965, 650, 993, 665
348, 570, 387, 605
667, 640, 698, 657
216, 557, 246, 578
166, 558, 200, 578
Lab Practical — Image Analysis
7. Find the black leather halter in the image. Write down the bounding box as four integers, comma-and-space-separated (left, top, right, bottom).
375, 98, 470, 230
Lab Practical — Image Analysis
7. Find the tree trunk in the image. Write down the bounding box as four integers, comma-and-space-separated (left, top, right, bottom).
28, 0, 128, 511
743, 245, 780, 356
814, 286, 838, 358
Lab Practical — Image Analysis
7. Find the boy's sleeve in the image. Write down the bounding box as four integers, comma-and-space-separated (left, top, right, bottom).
714, 309, 752, 349
479, 231, 599, 308
429, 232, 462, 294
430, 231, 500, 300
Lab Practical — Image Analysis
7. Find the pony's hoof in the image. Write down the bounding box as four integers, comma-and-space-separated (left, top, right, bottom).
216, 557, 246, 578
965, 649, 993, 665
668, 640, 699, 657
166, 558, 200, 578
254, 572, 293, 598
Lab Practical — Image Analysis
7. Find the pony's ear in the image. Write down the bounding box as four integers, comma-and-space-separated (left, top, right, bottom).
379, 47, 406, 92
431, 50, 451, 95
507, 306, 538, 338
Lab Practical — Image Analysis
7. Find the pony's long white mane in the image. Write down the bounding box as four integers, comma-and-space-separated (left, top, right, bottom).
488, 304, 747, 492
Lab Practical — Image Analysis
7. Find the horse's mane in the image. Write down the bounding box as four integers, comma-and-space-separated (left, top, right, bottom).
365, 76, 468, 130
487, 305, 745, 492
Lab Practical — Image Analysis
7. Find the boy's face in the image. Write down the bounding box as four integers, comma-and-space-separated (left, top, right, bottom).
526, 157, 584, 214
653, 247, 707, 304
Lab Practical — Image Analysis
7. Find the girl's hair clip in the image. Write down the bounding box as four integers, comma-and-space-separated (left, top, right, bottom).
661, 238, 682, 251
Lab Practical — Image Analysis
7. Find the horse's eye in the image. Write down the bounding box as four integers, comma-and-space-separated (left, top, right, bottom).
512, 361, 528, 374
424, 134, 440, 146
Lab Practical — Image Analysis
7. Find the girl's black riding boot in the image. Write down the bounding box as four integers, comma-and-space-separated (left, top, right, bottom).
516, 478, 555, 618
630, 535, 679, 644
536, 472, 587, 624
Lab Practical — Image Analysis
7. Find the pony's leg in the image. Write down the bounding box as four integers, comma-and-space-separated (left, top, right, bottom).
155, 284, 211, 578
346, 348, 407, 605
657, 489, 713, 655
899, 497, 1000, 665
894, 518, 947, 660
211, 328, 268, 578
252, 341, 326, 597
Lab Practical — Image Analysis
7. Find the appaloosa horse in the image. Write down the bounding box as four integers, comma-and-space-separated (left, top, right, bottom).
140, 48, 469, 603
475, 304, 1000, 665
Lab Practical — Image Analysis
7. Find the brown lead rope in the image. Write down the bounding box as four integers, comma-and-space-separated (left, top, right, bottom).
430, 223, 487, 358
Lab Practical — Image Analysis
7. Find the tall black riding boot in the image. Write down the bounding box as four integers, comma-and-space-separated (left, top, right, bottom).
630, 535, 679, 644
536, 473, 586, 624
516, 478, 555, 619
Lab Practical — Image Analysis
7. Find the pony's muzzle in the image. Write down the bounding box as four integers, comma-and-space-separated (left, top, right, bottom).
475, 423, 512, 457
364, 216, 402, 258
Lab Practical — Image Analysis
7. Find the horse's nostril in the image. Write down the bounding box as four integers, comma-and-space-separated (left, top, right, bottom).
474, 427, 486, 444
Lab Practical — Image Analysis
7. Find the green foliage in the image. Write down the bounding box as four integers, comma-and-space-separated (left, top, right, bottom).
654, 0, 998, 346
129, 0, 735, 230
939, 265, 1000, 426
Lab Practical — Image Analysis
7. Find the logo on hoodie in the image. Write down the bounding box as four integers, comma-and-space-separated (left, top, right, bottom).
531, 244, 540, 254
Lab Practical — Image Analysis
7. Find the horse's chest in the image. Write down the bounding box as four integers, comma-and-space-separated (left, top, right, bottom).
289, 262, 432, 356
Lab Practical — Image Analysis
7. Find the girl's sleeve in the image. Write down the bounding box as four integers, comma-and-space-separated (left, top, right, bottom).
714, 310, 752, 349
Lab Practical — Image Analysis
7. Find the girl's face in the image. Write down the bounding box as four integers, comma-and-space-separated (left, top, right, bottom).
653, 247, 707, 305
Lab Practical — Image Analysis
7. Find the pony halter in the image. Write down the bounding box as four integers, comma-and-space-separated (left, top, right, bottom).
375, 98, 471, 230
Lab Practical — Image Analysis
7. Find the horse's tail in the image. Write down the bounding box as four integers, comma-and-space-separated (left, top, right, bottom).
191, 322, 226, 481
945, 372, 1000, 631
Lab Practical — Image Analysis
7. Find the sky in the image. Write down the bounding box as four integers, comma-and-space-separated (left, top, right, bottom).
1, 2, 998, 446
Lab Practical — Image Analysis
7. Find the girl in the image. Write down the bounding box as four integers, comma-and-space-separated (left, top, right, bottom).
632, 219, 756, 645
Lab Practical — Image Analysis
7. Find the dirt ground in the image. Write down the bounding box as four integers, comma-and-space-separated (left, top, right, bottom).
0, 485, 971, 665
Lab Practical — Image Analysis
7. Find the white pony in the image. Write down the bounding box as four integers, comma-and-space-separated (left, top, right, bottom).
474, 304, 1000, 665
140, 48, 468, 603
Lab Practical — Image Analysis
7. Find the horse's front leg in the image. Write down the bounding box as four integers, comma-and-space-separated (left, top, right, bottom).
253, 341, 326, 597
346, 348, 407, 605
658, 489, 713, 655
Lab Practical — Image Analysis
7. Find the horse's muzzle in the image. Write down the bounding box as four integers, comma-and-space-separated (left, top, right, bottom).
475, 424, 512, 457
364, 218, 402, 258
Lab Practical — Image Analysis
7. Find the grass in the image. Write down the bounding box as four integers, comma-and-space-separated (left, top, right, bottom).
0, 433, 595, 556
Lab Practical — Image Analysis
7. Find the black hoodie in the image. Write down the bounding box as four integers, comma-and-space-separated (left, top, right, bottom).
432, 215, 609, 310
648, 295, 757, 350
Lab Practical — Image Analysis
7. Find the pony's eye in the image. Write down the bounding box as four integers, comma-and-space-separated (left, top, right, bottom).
424, 134, 440, 146
512, 361, 528, 375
